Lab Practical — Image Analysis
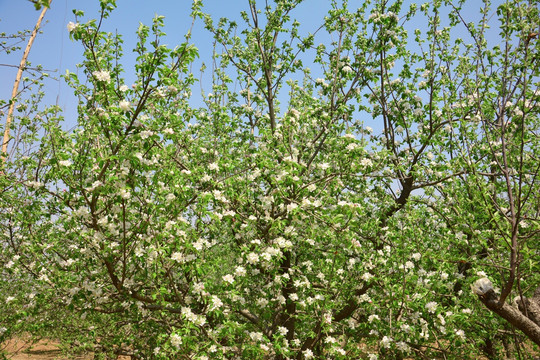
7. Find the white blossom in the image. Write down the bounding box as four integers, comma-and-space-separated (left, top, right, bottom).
235, 266, 246, 276
119, 100, 130, 111
209, 295, 223, 311
92, 70, 111, 83
441, 272, 449, 280
342, 65, 353, 73
26, 180, 44, 189
222, 274, 235, 284
404, 261, 414, 270
472, 277, 493, 295
140, 130, 154, 139
171, 252, 184, 262
247, 252, 259, 264
119, 188, 131, 200
362, 272, 373, 281
425, 301, 438, 313
170, 333, 182, 349
67, 22, 78, 32
249, 331, 263, 342
360, 158, 373, 167
286, 203, 298, 213
324, 336, 337, 344
396, 341, 409, 352
256, 298, 268, 307
381, 336, 392, 348
318, 162, 330, 170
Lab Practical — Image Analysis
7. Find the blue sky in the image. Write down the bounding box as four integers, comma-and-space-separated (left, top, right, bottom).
1, 0, 504, 128
0, 0, 333, 125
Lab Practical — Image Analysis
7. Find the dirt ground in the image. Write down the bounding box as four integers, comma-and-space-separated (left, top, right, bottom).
1, 338, 130, 360
2, 338, 89, 359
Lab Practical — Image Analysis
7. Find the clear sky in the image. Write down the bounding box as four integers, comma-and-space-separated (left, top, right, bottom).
0, 0, 333, 126
1, 0, 504, 129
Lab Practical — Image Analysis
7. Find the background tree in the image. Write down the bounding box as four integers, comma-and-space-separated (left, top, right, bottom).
1, 0, 539, 359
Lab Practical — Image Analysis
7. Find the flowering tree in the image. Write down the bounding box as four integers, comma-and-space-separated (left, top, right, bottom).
439, 0, 540, 348
1, 0, 539, 359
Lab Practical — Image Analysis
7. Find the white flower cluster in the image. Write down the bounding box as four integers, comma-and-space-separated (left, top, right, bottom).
425, 301, 438, 313
274, 237, 293, 249
119, 100, 130, 111
222, 274, 235, 284
359, 158, 373, 167
181, 307, 206, 326
92, 70, 111, 83
249, 331, 264, 342
209, 295, 223, 311
66, 22, 78, 32
26, 180, 44, 189
369, 11, 399, 23
170, 333, 182, 349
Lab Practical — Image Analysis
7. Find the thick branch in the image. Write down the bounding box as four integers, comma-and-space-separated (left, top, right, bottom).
333, 283, 371, 322
477, 289, 540, 346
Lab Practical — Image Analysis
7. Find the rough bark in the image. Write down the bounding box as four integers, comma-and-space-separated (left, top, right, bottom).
514, 286, 540, 329
477, 286, 540, 346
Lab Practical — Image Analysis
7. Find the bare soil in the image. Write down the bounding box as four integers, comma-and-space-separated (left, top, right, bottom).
2, 338, 89, 359
1, 338, 130, 360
